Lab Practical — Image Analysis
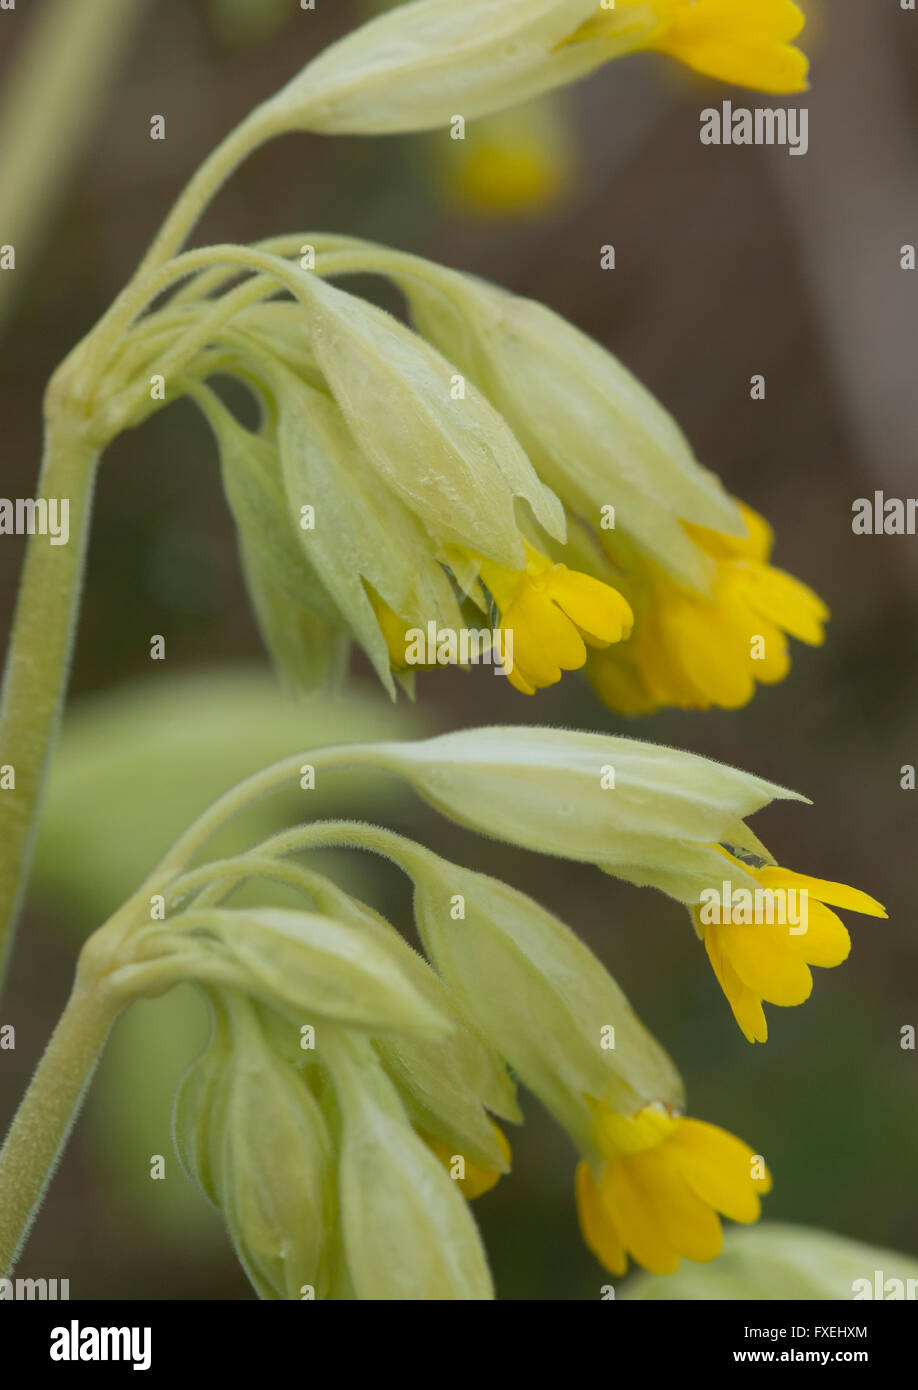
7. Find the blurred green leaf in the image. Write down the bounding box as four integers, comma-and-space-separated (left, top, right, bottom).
32, 666, 427, 927
623, 1223, 918, 1300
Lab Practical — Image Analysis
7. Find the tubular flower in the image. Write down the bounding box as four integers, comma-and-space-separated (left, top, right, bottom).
282, 0, 810, 139
368, 727, 888, 1042
569, 0, 809, 96
590, 502, 829, 713
696, 848, 888, 1044
390, 253, 825, 714
576, 1102, 771, 1277
478, 544, 634, 693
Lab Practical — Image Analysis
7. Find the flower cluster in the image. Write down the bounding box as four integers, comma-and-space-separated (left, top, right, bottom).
91, 722, 882, 1297
94, 233, 826, 715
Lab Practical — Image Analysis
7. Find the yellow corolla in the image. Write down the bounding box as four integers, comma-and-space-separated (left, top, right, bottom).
590, 503, 828, 713
570, 0, 809, 95
425, 1124, 512, 1200
576, 1102, 771, 1276
479, 544, 634, 694
696, 849, 888, 1044
367, 545, 632, 692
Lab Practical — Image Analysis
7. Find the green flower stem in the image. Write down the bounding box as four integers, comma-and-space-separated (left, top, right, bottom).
165, 853, 338, 912
0, 979, 122, 1277
90, 243, 323, 440
134, 109, 281, 276
254, 819, 428, 878
144, 744, 373, 888
80, 98, 297, 392
163, 822, 430, 918
0, 416, 99, 987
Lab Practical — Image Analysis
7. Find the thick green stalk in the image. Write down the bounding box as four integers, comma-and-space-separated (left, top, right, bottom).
0, 981, 121, 1276
0, 416, 99, 984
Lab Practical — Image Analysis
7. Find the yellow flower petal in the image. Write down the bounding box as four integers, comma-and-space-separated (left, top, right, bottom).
667, 1119, 768, 1224
688, 501, 775, 562
575, 1161, 627, 1276
756, 866, 887, 918
788, 900, 851, 970
731, 562, 829, 646
712, 920, 814, 1008
632, 1147, 724, 1264
541, 566, 634, 645
650, 0, 810, 94
600, 1156, 681, 1275
593, 1101, 677, 1158
704, 927, 769, 1043
660, 593, 756, 709
503, 585, 586, 683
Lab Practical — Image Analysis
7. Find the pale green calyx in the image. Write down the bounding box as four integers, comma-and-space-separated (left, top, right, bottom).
175, 995, 338, 1300
297, 274, 566, 564
366, 725, 805, 904
268, 0, 641, 136
401, 264, 747, 589
407, 848, 684, 1157
270, 363, 467, 695
323, 1029, 495, 1300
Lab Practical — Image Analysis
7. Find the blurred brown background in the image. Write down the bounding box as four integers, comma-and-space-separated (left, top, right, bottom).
0, 0, 916, 1299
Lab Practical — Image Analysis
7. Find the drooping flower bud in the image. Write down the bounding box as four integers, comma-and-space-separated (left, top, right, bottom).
175, 994, 337, 1300
322, 1029, 495, 1300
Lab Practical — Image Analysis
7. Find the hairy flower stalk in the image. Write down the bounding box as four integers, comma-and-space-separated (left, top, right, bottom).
356, 727, 887, 1039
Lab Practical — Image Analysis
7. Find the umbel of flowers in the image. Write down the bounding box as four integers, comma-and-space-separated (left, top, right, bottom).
0, 726, 881, 1297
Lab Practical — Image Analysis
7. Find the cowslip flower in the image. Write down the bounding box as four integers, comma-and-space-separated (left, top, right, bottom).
476, 543, 634, 693
267, 865, 521, 1173
364, 726, 885, 1039
402, 838, 766, 1275
590, 503, 829, 712
396, 254, 826, 713
409, 849, 684, 1148
576, 1102, 771, 1276
138, 243, 824, 711
272, 0, 809, 138
696, 849, 888, 1043
189, 285, 635, 698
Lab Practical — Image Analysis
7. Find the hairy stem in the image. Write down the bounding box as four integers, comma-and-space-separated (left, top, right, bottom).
0, 981, 121, 1276
0, 416, 99, 988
